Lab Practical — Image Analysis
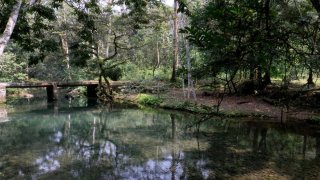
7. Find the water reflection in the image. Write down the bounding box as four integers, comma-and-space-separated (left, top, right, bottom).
1, 104, 320, 179
36, 147, 62, 173
0, 108, 8, 123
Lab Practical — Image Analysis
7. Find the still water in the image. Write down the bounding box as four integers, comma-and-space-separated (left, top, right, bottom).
1, 99, 320, 179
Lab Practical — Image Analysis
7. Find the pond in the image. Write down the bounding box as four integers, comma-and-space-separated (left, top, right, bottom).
1, 99, 320, 179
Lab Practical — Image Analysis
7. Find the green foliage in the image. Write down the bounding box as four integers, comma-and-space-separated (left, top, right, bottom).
182, 0, 320, 87
121, 63, 170, 81
103, 66, 122, 81
1, 0, 173, 86
0, 0, 62, 64
2, 0, 319, 97
75, 86, 87, 96
0, 53, 27, 82
137, 94, 162, 106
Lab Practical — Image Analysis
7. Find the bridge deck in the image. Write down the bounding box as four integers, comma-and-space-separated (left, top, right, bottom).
0, 81, 127, 88
0, 81, 128, 102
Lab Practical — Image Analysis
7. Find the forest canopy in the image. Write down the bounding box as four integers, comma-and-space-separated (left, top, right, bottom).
1, 0, 320, 99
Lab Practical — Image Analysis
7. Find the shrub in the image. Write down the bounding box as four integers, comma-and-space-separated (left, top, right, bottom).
137, 94, 162, 106
104, 67, 122, 81
0, 53, 28, 82
120, 63, 170, 81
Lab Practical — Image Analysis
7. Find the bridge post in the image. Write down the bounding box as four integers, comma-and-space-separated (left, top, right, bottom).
87, 84, 98, 98
0, 84, 6, 103
47, 83, 58, 102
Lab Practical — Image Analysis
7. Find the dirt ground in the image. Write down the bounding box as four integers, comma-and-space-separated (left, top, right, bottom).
160, 88, 319, 121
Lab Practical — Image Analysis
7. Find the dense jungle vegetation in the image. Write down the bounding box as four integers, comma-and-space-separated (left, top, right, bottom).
3, 1, 320, 179
1, 0, 320, 108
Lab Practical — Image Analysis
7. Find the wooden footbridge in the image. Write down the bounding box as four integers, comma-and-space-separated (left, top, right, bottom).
0, 81, 126, 103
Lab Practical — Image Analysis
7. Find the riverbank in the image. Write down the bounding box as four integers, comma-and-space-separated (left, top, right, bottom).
115, 87, 320, 122
4, 82, 320, 122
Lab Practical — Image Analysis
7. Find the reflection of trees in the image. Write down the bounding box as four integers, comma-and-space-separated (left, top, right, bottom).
170, 113, 184, 180
170, 113, 176, 180
303, 135, 307, 159
38, 107, 194, 179
251, 127, 268, 153
186, 118, 320, 179
316, 136, 320, 159
4, 106, 320, 179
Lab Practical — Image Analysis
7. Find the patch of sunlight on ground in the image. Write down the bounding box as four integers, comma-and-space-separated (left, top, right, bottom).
272, 78, 320, 87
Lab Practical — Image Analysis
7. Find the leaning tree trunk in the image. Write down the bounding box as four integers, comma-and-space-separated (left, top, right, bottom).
0, 0, 22, 57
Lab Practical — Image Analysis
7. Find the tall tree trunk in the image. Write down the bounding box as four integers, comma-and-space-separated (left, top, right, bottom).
307, 21, 318, 86
264, 0, 270, 36
106, 14, 112, 58
307, 67, 314, 85
0, 0, 22, 57
264, 69, 271, 85
153, 41, 161, 77
156, 41, 160, 68
57, 3, 72, 81
170, 0, 179, 82
257, 66, 263, 88
264, 0, 272, 86
59, 34, 71, 81
181, 13, 196, 100
249, 66, 255, 80
185, 39, 192, 99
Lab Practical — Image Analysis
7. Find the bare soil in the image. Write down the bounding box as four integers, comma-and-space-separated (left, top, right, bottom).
115, 87, 319, 121
166, 88, 320, 120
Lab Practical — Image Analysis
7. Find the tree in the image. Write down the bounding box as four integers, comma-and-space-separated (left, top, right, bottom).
170, 0, 179, 82
0, 0, 58, 57
0, 0, 22, 56
63, 0, 165, 101
0, 0, 65, 67
182, 0, 320, 93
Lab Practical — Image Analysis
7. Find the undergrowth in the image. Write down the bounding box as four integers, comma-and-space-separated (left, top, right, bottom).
137, 94, 163, 106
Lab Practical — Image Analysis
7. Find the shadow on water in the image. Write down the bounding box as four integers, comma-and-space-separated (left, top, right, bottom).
1, 100, 320, 179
